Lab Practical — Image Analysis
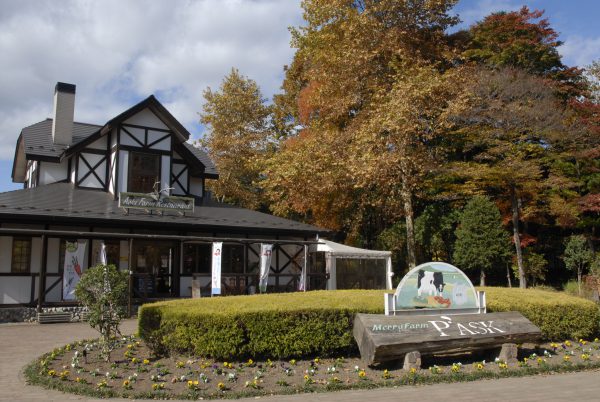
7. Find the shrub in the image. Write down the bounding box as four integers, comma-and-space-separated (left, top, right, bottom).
75, 264, 129, 361
481, 286, 600, 340
139, 288, 599, 359
139, 290, 383, 359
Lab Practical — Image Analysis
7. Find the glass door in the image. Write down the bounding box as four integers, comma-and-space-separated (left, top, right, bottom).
132, 241, 177, 298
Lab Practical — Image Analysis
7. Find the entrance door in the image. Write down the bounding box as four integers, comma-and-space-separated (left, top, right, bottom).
131, 241, 177, 299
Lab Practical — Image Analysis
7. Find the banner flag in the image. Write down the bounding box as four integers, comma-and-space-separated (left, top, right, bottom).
259, 244, 273, 293
62, 240, 87, 301
99, 242, 107, 265
298, 245, 308, 291
211, 242, 223, 295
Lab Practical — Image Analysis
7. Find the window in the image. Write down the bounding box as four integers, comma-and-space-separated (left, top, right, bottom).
183, 244, 211, 274
11, 237, 31, 273
128, 152, 160, 193
222, 245, 244, 273
92, 240, 120, 266
105, 241, 120, 266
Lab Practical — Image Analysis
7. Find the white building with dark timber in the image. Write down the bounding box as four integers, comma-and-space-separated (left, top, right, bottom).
0, 82, 331, 319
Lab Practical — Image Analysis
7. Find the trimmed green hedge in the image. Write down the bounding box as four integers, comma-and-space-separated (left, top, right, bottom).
139, 290, 383, 359
138, 288, 599, 360
481, 287, 600, 341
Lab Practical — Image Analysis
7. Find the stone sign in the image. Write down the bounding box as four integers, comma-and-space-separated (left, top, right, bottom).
353, 312, 541, 365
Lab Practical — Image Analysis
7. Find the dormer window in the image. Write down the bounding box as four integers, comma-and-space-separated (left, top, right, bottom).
128, 152, 160, 193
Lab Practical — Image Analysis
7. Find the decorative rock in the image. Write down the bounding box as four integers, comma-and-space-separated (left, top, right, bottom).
499, 343, 519, 364
403, 351, 421, 371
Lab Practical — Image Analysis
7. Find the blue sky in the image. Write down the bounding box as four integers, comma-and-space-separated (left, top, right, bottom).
0, 0, 598, 192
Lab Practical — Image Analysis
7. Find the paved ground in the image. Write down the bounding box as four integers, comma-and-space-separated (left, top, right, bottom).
1, 320, 599, 401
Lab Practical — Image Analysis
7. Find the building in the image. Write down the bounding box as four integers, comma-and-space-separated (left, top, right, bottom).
0, 82, 329, 319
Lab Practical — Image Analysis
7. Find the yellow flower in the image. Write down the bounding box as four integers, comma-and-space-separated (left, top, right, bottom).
217, 382, 226, 390
143, 359, 150, 365
289, 359, 296, 366
358, 370, 366, 378
476, 363, 484, 370
409, 367, 417, 374
498, 362, 508, 370
564, 340, 572, 347
313, 358, 320, 364
127, 344, 134, 349
563, 355, 571, 362
581, 353, 590, 361
47, 369, 56, 377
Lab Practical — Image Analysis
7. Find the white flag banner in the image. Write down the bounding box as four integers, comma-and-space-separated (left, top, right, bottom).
99, 242, 107, 265
259, 244, 273, 293
62, 240, 87, 301
211, 242, 223, 295
298, 245, 308, 291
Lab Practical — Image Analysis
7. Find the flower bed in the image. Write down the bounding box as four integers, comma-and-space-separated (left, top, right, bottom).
25, 335, 600, 399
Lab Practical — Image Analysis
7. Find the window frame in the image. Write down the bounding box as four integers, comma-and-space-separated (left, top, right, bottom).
11, 237, 32, 273
128, 151, 161, 193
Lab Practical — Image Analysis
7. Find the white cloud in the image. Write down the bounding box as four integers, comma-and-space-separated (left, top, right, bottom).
0, 0, 303, 159
559, 35, 600, 68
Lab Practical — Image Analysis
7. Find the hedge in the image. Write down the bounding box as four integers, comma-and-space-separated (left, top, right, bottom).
481, 287, 600, 341
138, 288, 599, 360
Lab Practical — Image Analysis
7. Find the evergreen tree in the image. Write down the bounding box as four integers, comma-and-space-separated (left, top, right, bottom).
563, 235, 594, 295
453, 196, 510, 286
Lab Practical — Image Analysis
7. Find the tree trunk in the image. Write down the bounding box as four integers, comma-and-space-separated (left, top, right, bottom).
510, 186, 526, 288
480, 269, 486, 286
506, 262, 512, 288
401, 180, 417, 269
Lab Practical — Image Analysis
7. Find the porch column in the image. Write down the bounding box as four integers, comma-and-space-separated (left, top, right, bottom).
36, 234, 48, 313
127, 238, 133, 317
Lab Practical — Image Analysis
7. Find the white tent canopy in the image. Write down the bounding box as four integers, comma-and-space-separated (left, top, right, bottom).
312, 239, 393, 290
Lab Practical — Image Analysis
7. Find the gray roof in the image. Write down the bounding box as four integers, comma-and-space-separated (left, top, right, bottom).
183, 142, 218, 176
0, 183, 328, 236
21, 119, 101, 160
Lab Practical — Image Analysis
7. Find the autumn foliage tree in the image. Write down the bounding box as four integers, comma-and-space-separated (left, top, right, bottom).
199, 68, 273, 210
462, 6, 583, 97
450, 67, 566, 288
268, 0, 460, 263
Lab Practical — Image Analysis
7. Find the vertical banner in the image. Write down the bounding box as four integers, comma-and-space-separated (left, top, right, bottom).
211, 242, 223, 295
259, 244, 273, 293
99, 241, 107, 265
298, 245, 308, 291
62, 240, 87, 301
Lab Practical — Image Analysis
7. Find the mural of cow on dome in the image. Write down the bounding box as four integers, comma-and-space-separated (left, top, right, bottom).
394, 262, 478, 310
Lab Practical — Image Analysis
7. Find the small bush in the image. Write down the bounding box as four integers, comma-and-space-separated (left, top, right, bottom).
481, 287, 600, 340
139, 288, 600, 360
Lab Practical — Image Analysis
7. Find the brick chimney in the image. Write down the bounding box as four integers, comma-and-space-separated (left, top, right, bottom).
52, 82, 76, 145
